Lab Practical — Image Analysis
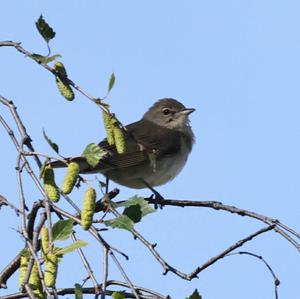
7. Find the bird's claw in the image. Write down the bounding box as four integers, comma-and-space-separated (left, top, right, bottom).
150, 191, 165, 209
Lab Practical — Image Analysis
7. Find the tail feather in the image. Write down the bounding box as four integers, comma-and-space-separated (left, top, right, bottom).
50, 157, 92, 172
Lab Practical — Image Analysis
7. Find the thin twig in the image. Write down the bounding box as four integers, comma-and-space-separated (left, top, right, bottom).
0, 111, 54, 246
188, 225, 275, 279
109, 251, 141, 299
0, 42, 109, 112
0, 194, 23, 215
71, 233, 100, 294
227, 251, 280, 299
100, 247, 109, 299
0, 95, 42, 168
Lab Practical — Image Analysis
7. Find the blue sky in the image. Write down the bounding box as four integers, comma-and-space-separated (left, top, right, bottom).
1, 1, 300, 298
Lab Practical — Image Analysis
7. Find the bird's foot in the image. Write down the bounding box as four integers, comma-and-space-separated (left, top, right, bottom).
149, 191, 165, 210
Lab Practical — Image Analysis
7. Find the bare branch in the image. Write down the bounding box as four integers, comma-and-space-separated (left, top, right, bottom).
146, 197, 300, 252
100, 247, 109, 299
227, 251, 280, 299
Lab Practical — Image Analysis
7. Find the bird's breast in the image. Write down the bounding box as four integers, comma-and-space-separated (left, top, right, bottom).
145, 137, 191, 187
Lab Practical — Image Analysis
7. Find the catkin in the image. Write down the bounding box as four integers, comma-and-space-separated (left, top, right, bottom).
29, 262, 44, 299
43, 166, 60, 202
55, 77, 75, 101
54, 61, 74, 101
54, 62, 67, 77
40, 226, 50, 256
103, 111, 115, 145
61, 162, 80, 194
81, 188, 96, 230
44, 253, 58, 288
19, 254, 29, 288
113, 126, 126, 154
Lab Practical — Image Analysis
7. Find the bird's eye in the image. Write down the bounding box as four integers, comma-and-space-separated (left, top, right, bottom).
163, 108, 170, 115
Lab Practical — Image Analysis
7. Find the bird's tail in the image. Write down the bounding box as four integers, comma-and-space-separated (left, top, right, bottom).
50, 157, 93, 172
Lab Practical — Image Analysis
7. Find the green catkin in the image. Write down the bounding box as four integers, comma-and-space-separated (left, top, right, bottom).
103, 111, 115, 145
29, 262, 44, 299
55, 77, 75, 101
43, 166, 60, 202
54, 61, 74, 101
54, 61, 67, 77
81, 188, 96, 230
61, 162, 80, 194
44, 253, 58, 288
40, 226, 50, 256
19, 255, 29, 288
113, 126, 126, 154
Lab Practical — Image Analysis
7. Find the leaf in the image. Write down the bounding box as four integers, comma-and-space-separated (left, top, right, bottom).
43, 129, 59, 154
186, 289, 202, 299
115, 195, 155, 218
104, 215, 134, 231
55, 240, 88, 255
52, 219, 74, 241
123, 204, 142, 223
107, 72, 116, 94
82, 143, 107, 167
35, 15, 56, 43
31, 53, 61, 64
75, 283, 83, 299
112, 291, 126, 299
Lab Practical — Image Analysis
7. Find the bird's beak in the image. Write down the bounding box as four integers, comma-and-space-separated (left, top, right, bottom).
180, 108, 196, 115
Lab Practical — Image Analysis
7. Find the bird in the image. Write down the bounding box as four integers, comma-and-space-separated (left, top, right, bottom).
51, 98, 195, 192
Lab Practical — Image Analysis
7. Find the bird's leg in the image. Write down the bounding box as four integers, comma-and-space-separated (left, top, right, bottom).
140, 179, 164, 209
105, 176, 110, 194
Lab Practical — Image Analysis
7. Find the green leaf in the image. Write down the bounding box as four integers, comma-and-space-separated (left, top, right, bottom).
35, 15, 56, 43
52, 219, 74, 241
186, 289, 202, 299
31, 53, 61, 64
75, 283, 83, 299
82, 143, 107, 167
55, 240, 88, 255
115, 195, 155, 218
123, 204, 142, 223
104, 215, 134, 231
107, 72, 116, 94
112, 291, 126, 299
43, 129, 59, 154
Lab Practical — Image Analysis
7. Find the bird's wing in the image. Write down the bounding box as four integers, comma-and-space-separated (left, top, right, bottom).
87, 119, 181, 172
50, 120, 181, 173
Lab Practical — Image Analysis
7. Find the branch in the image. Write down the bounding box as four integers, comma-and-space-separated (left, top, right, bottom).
0, 41, 108, 112
0, 194, 23, 215
227, 251, 280, 299
146, 197, 300, 252
188, 225, 275, 279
